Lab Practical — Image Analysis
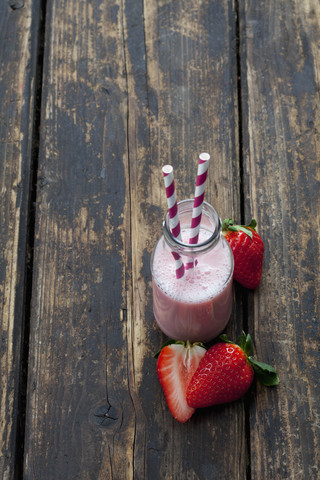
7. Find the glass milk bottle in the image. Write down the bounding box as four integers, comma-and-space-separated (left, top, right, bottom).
151, 200, 234, 342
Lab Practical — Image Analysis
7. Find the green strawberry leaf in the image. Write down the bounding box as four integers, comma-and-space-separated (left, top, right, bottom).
248, 357, 279, 386
247, 219, 257, 230
236, 226, 253, 238
221, 218, 234, 230
219, 333, 232, 344
222, 218, 258, 238
237, 332, 246, 350
238, 332, 253, 356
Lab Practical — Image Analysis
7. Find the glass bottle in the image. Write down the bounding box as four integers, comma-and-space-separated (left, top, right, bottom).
151, 199, 234, 342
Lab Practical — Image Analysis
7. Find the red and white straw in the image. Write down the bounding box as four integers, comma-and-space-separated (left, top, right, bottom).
162, 165, 185, 279
186, 153, 210, 269
189, 153, 210, 243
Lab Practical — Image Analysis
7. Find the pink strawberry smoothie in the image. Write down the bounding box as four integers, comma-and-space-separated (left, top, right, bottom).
152, 228, 233, 342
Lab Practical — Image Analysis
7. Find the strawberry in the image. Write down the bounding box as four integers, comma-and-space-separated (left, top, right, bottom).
186, 332, 279, 409
156, 340, 206, 422
222, 218, 264, 289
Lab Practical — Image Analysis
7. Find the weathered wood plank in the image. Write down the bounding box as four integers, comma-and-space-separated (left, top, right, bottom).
24, 0, 135, 478
129, 0, 246, 478
0, 2, 40, 478
240, 1, 320, 479
24, 0, 246, 479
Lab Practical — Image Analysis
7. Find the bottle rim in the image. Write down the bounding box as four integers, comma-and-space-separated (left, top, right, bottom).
163, 199, 222, 256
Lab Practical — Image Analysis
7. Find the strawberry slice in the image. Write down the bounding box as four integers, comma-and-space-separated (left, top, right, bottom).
156, 341, 206, 423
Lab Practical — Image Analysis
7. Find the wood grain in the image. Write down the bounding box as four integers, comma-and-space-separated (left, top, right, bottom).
240, 1, 320, 478
24, 0, 246, 478
130, 0, 245, 478
1, 0, 318, 478
0, 2, 40, 478
24, 0, 134, 478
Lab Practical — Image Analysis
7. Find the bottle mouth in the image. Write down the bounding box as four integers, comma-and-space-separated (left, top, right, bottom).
163, 199, 222, 256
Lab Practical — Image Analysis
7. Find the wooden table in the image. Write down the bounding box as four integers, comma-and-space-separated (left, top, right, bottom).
1, 1, 319, 478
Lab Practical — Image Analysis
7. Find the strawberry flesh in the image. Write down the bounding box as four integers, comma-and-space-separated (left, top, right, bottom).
157, 343, 206, 422
186, 342, 254, 408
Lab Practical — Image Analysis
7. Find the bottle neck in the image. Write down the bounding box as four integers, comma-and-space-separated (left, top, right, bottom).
163, 199, 222, 257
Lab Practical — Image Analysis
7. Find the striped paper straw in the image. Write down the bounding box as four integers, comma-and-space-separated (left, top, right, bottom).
186, 153, 210, 269
162, 165, 185, 279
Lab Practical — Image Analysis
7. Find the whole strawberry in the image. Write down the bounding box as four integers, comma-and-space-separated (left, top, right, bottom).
186, 333, 279, 409
222, 218, 264, 289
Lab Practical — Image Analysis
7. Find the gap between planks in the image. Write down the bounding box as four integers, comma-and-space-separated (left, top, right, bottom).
16, 0, 48, 477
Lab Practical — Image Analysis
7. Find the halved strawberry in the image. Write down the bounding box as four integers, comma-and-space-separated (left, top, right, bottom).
156, 341, 206, 423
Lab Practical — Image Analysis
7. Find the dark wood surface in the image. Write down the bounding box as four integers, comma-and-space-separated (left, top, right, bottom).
0, 1, 41, 478
240, 2, 320, 479
0, 1, 319, 479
